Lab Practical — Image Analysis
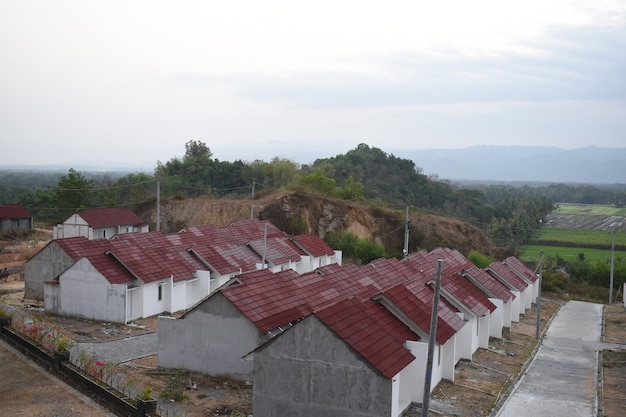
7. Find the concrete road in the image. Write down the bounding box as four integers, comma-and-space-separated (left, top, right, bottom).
495, 300, 603, 417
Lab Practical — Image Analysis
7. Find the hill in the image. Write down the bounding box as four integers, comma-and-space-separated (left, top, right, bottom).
400, 145, 626, 184
136, 191, 505, 260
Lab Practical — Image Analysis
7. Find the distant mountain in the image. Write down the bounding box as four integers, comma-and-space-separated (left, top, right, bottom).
398, 146, 626, 184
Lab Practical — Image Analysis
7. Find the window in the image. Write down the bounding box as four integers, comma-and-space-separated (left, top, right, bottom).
158, 285, 163, 301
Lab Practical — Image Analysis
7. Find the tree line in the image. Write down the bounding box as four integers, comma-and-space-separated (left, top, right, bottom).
6, 141, 624, 251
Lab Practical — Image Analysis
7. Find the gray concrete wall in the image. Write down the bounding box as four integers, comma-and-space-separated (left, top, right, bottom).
158, 292, 265, 379
253, 315, 393, 417
24, 241, 75, 299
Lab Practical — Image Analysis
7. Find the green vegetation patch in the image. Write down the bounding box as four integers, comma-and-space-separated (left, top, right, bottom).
554, 203, 623, 215
534, 228, 626, 247
519, 244, 626, 263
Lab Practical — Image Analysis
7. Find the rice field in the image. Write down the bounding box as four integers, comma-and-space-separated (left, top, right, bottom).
553, 203, 626, 216
519, 244, 625, 263
520, 203, 626, 263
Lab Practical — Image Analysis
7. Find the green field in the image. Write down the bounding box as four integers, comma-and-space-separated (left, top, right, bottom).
554, 203, 626, 216
519, 244, 625, 264
532, 228, 626, 247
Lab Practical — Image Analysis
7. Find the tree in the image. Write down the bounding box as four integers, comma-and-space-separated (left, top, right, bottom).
55, 169, 94, 218
296, 169, 336, 196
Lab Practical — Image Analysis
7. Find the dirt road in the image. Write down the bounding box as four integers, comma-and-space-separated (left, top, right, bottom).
0, 339, 116, 417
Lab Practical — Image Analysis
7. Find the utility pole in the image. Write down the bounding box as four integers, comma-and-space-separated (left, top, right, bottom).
250, 181, 255, 220
536, 250, 543, 340
609, 229, 615, 304
261, 222, 267, 268
403, 206, 410, 258
422, 259, 443, 417
156, 180, 161, 232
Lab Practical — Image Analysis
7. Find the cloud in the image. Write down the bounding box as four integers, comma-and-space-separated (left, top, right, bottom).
210, 24, 626, 109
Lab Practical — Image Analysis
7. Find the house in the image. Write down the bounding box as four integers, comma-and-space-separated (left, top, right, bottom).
43, 232, 209, 323
157, 246, 535, 416
158, 257, 468, 416
175, 220, 341, 293
460, 264, 517, 330
250, 297, 420, 417
502, 256, 540, 301
486, 260, 534, 314
0, 204, 32, 231
25, 219, 341, 321
403, 249, 497, 357
53, 207, 149, 240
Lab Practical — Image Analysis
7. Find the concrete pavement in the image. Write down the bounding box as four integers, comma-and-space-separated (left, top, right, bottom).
72, 331, 157, 364
495, 300, 603, 417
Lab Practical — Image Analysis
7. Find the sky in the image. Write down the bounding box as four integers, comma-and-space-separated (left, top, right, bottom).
1, 1, 625, 171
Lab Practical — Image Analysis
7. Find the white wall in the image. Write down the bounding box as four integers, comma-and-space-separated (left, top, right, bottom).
455, 319, 474, 362
510, 291, 521, 322
142, 280, 168, 318
478, 314, 490, 348
55, 258, 126, 322
489, 298, 504, 339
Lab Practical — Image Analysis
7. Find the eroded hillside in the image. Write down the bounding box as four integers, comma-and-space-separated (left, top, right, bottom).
137, 192, 505, 259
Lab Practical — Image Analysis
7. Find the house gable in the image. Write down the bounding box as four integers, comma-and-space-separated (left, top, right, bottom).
158, 292, 266, 377
253, 314, 394, 417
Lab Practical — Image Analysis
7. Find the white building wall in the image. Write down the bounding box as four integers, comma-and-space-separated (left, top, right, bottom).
455, 319, 474, 362
441, 336, 456, 381
142, 280, 168, 318
489, 298, 504, 339
520, 285, 533, 314
478, 315, 490, 348
510, 291, 522, 322
54, 258, 126, 322
126, 286, 143, 322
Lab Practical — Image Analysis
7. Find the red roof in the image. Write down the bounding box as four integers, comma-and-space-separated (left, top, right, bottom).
461, 265, 514, 302
503, 256, 538, 283
177, 220, 310, 275
50, 219, 340, 286
54, 232, 205, 284
292, 235, 336, 257
220, 256, 468, 349
316, 298, 419, 378
403, 249, 497, 316
76, 208, 145, 228
0, 204, 32, 220
486, 261, 529, 291
378, 279, 466, 345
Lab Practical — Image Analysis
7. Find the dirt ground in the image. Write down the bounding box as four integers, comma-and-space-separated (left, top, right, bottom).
2, 230, 625, 417
600, 303, 626, 417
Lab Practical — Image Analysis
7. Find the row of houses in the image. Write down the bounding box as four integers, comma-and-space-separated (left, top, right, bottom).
24, 218, 341, 323
157, 246, 540, 417
22, 209, 539, 416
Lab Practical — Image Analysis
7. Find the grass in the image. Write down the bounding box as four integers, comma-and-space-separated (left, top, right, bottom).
531, 228, 626, 247
519, 244, 626, 263
553, 203, 626, 216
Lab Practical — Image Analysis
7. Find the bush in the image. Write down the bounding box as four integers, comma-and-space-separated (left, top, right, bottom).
467, 251, 493, 268
325, 232, 385, 264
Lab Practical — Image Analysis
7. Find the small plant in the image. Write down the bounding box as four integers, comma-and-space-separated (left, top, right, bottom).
140, 387, 153, 400
160, 370, 188, 402
55, 334, 72, 352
